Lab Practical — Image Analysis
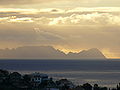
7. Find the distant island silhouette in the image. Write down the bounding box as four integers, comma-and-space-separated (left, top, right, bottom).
0, 46, 106, 59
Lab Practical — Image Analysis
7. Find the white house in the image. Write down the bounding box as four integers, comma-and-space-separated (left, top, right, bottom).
30, 72, 49, 86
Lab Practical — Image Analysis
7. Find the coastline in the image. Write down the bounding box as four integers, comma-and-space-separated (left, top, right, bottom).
0, 69, 120, 90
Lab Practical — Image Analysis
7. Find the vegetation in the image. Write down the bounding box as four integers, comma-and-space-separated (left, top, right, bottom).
0, 69, 120, 90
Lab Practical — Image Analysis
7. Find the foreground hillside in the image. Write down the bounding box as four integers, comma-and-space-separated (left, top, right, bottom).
0, 69, 120, 90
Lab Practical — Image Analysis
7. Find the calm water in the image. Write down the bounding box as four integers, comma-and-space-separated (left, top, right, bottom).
0, 59, 120, 87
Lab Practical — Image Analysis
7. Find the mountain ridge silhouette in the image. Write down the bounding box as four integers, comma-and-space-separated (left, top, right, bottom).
0, 46, 106, 59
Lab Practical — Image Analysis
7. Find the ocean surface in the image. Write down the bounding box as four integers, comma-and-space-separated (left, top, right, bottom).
0, 59, 120, 87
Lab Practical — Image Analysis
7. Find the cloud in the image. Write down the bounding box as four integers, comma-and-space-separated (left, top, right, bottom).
33, 28, 65, 43
0, 23, 64, 46
49, 13, 120, 25
0, 8, 65, 14
1, 12, 120, 26
0, 0, 94, 5
0, 8, 39, 13
0, 16, 33, 23
0, 0, 120, 7
0, 0, 76, 5
0, 22, 120, 58
66, 7, 120, 13
1, 7, 120, 25
0, 8, 66, 18
0, 7, 120, 58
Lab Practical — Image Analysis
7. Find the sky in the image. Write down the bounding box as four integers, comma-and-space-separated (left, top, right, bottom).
0, 0, 120, 58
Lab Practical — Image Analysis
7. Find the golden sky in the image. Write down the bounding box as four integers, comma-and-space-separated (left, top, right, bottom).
0, 0, 120, 58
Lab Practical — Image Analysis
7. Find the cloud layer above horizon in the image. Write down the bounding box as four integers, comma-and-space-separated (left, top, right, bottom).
0, 0, 120, 58
0, 0, 120, 7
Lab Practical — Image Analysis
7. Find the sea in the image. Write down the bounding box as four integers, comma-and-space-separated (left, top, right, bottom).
0, 59, 120, 88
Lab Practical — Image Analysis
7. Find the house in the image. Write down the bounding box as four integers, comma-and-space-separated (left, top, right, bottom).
56, 79, 75, 89
9, 72, 22, 82
46, 78, 59, 90
29, 72, 49, 87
